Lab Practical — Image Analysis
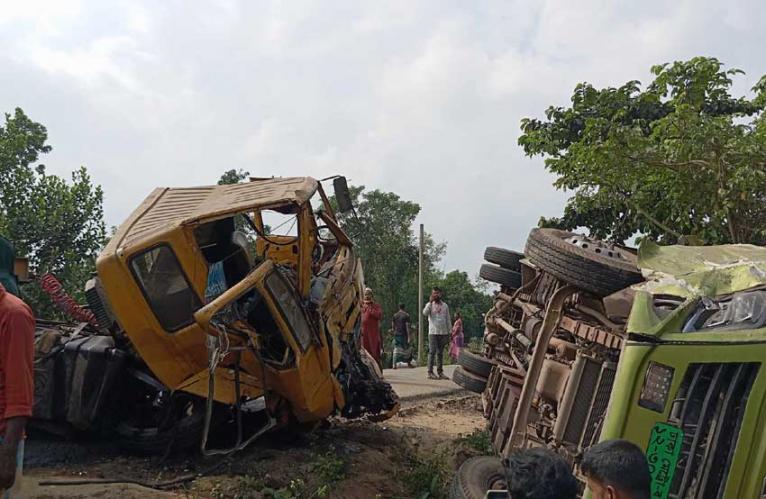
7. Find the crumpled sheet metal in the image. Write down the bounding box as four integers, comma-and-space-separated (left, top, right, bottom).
637, 240, 766, 298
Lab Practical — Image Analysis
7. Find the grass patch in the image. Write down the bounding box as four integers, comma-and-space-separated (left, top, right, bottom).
210, 475, 266, 499
259, 447, 346, 499
403, 452, 450, 499
312, 447, 346, 484
458, 428, 493, 454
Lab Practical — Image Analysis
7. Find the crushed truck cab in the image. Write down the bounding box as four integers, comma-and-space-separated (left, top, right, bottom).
32, 176, 398, 453
458, 229, 766, 498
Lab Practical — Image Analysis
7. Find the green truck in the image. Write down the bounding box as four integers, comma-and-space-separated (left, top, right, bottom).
451, 229, 766, 498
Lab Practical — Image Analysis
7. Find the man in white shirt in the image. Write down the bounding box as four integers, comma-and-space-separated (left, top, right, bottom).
422, 287, 451, 380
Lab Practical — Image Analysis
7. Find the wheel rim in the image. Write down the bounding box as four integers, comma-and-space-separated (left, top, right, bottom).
563, 234, 630, 261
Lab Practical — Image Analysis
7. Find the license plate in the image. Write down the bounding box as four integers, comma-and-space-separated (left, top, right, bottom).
646, 423, 684, 499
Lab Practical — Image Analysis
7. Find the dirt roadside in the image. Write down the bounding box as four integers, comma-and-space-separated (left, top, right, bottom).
23, 394, 487, 499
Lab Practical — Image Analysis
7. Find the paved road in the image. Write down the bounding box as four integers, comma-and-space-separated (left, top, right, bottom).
384, 365, 465, 403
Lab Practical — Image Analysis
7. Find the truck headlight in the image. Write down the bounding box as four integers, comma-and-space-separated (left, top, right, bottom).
684, 290, 766, 332
638, 362, 674, 413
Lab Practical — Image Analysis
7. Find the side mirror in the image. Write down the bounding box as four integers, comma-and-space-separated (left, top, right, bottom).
333, 176, 354, 213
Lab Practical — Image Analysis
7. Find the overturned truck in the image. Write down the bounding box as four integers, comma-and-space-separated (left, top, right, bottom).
452, 228, 766, 499
32, 176, 398, 453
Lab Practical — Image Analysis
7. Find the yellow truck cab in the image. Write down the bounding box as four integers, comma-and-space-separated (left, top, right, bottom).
33, 176, 398, 453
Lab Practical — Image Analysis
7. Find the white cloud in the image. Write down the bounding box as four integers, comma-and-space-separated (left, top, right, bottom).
1, 0, 765, 274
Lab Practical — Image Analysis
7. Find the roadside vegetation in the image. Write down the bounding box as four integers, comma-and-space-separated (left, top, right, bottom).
520, 56, 766, 245
0, 108, 105, 317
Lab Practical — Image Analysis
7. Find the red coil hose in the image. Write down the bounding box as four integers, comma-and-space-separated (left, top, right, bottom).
40, 273, 99, 327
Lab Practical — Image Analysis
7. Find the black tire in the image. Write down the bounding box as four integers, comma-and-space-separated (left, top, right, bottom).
115, 390, 207, 454
524, 228, 643, 296
449, 456, 508, 499
458, 349, 494, 378
452, 366, 488, 394
484, 247, 523, 272
479, 264, 522, 289
116, 412, 205, 454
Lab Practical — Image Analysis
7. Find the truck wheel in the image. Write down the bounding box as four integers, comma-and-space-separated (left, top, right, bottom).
449, 456, 508, 499
524, 228, 643, 296
453, 366, 487, 394
115, 377, 207, 455
458, 349, 494, 378
479, 264, 522, 289
484, 247, 523, 272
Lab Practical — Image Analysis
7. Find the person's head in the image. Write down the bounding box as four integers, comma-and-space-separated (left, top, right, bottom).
431, 287, 442, 302
364, 287, 373, 301
399, 303, 406, 311
581, 440, 651, 499
506, 448, 578, 499
455, 311, 462, 319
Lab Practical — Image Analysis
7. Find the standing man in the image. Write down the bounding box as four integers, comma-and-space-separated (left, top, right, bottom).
391, 304, 413, 369
0, 282, 35, 497
423, 287, 451, 380
361, 287, 383, 367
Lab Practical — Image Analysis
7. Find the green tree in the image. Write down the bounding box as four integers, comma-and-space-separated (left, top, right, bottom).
338, 187, 445, 320
0, 108, 106, 316
218, 168, 250, 185
334, 185, 492, 365
432, 270, 493, 339
519, 57, 766, 245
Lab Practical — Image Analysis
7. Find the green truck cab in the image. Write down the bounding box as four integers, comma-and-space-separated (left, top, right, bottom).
601, 242, 766, 498
456, 232, 766, 499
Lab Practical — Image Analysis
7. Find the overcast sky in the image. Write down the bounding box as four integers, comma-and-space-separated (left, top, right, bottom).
2, 0, 765, 275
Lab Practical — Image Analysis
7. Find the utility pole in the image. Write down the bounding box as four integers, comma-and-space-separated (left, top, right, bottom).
418, 223, 425, 365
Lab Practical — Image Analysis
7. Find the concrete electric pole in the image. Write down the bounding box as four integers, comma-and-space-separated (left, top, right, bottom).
418, 223, 425, 364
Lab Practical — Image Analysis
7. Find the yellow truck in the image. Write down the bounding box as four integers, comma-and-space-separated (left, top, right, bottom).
32, 176, 398, 453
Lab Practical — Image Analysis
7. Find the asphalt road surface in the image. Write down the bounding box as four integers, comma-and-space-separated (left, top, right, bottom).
383, 365, 463, 403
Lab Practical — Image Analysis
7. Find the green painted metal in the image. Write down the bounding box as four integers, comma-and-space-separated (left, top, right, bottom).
646, 423, 683, 499
599, 242, 766, 498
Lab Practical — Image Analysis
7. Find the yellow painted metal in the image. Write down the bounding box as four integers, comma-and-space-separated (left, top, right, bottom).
96, 177, 361, 422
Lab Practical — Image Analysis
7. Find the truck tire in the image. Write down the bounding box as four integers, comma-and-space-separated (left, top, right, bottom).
115, 377, 208, 455
449, 456, 508, 499
453, 366, 488, 394
524, 228, 643, 296
479, 264, 522, 289
458, 349, 494, 378
484, 247, 523, 272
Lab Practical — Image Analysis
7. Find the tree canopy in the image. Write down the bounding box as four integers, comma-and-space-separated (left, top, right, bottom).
336, 186, 491, 340
519, 57, 766, 245
0, 108, 105, 316
218, 168, 250, 185
337, 187, 444, 323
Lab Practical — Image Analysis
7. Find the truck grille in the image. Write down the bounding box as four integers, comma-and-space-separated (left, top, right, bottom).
555, 355, 602, 446
668, 362, 759, 499
580, 361, 616, 449
85, 278, 113, 330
